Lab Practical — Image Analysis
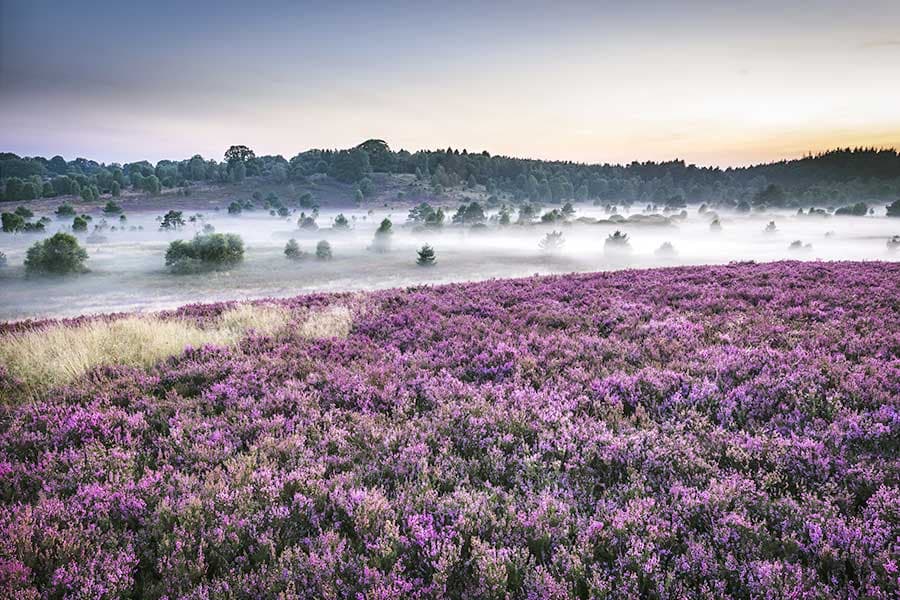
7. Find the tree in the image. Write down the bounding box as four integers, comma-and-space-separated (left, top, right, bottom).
225, 145, 255, 168
329, 148, 371, 183
539, 230, 565, 253
604, 230, 631, 251
834, 202, 868, 216
111, 181, 121, 197
333, 214, 350, 230
884, 199, 900, 217
316, 240, 332, 260
159, 210, 185, 231
2, 212, 26, 233
15, 206, 34, 218
165, 233, 244, 273
24, 233, 89, 275
103, 200, 123, 214
55, 203, 76, 218
372, 218, 392, 253
72, 216, 88, 232
284, 238, 304, 260
228, 201, 243, 215
416, 244, 436, 266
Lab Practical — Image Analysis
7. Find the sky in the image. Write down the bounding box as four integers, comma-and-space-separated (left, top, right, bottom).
2, 0, 899, 167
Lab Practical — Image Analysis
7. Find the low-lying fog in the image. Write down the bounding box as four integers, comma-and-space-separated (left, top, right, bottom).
1, 203, 898, 321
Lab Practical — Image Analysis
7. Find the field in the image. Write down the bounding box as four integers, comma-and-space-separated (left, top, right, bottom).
1, 260, 898, 598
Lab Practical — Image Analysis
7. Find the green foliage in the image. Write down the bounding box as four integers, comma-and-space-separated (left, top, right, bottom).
284, 238, 304, 261
1, 212, 26, 233
416, 244, 436, 266
834, 202, 868, 216
72, 216, 88, 232
333, 213, 351, 230
110, 181, 121, 197
103, 200, 123, 214
24, 233, 89, 275
315, 240, 332, 260
159, 210, 185, 231
329, 148, 371, 183
227, 201, 243, 215
15, 205, 34, 218
408, 203, 445, 228
165, 233, 245, 273
539, 230, 565, 252
888, 199, 900, 217
452, 202, 485, 226
371, 218, 393, 253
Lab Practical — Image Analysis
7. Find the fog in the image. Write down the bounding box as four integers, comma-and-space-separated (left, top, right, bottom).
1, 203, 898, 321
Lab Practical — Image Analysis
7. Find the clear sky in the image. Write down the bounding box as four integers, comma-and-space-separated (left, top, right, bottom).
2, 0, 899, 167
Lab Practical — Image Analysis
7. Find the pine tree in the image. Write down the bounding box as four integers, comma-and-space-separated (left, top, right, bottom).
416, 244, 436, 266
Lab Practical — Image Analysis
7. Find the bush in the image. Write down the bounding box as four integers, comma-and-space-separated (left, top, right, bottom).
227, 201, 242, 215
55, 203, 76, 218
834, 202, 868, 216
539, 230, 565, 252
298, 213, 318, 230
316, 240, 333, 260
165, 233, 244, 273
764, 221, 777, 233
24, 233, 89, 275
1, 212, 25, 233
333, 213, 350, 230
416, 244, 436, 266
14, 206, 34, 218
371, 218, 392, 253
604, 230, 630, 250
284, 238, 305, 261
886, 235, 900, 250
103, 200, 123, 214
159, 210, 185, 231
0, 251, 6, 268
885, 199, 900, 217
655, 241, 677, 256
72, 216, 88, 232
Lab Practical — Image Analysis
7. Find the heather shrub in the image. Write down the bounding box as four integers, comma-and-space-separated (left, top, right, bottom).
165, 233, 244, 273
24, 233, 89, 275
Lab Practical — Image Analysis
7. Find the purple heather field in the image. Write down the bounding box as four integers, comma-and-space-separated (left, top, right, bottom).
1, 260, 899, 599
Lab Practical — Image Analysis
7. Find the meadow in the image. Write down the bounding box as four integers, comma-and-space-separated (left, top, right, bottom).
1, 260, 897, 598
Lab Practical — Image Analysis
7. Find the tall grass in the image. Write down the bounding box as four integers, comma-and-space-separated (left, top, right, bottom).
0, 303, 352, 402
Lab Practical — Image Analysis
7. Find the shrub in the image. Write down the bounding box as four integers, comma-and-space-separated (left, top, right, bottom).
371, 218, 392, 253
604, 230, 630, 250
24, 233, 89, 275
710, 218, 722, 231
159, 210, 185, 231
834, 202, 868, 216
72, 216, 88, 232
416, 244, 436, 266
538, 230, 565, 252
103, 200, 123, 214
764, 220, 777, 233
228, 201, 243, 215
316, 240, 333, 260
886, 235, 900, 250
0, 251, 6, 268
654, 241, 677, 256
298, 213, 318, 230
1, 212, 26, 233
333, 213, 351, 230
284, 238, 305, 260
14, 206, 34, 218
55, 203, 76, 218
165, 233, 244, 273
885, 199, 900, 217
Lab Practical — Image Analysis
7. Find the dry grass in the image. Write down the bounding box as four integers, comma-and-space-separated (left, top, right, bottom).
0, 302, 353, 402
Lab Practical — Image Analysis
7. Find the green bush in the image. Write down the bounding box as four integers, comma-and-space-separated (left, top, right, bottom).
165, 233, 244, 273
316, 240, 332, 260
284, 238, 304, 260
416, 244, 436, 266
103, 200, 123, 214
24, 233, 89, 275
72, 216, 88, 232
55, 203, 76, 218
834, 202, 868, 216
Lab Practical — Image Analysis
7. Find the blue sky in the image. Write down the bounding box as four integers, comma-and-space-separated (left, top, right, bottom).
2, 0, 899, 166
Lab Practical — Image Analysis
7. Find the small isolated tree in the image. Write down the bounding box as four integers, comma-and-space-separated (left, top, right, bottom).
604, 230, 631, 251
654, 241, 677, 256
884, 199, 900, 217
0, 251, 6, 268
1, 212, 26, 233
227, 201, 243, 215
764, 221, 777, 233
110, 181, 121, 197
710, 218, 722, 232
72, 216, 88, 232
165, 233, 244, 273
316, 240, 333, 260
24, 233, 89, 275
55, 203, 76, 218
284, 238, 304, 261
887, 235, 900, 250
103, 200, 123, 215
371, 218, 392, 253
298, 213, 318, 230
416, 244, 436, 266
333, 213, 350, 231
539, 230, 565, 253
159, 210, 185, 231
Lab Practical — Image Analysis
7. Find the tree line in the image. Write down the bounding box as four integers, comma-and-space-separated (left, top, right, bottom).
3, 143, 900, 208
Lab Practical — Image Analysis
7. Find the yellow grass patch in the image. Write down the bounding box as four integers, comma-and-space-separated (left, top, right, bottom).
0, 303, 353, 402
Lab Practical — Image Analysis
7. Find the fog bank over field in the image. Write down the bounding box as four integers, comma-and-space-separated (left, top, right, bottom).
1, 202, 898, 321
